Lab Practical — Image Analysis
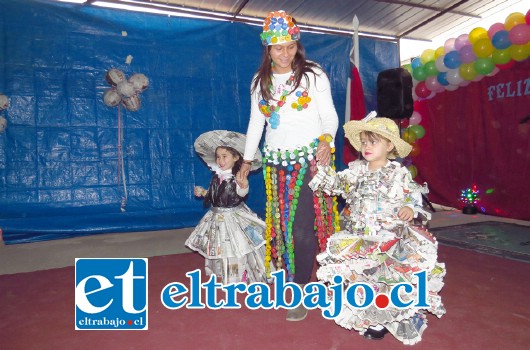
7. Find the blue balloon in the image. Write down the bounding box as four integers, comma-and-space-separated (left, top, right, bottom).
492, 30, 511, 50
411, 57, 423, 69
443, 51, 461, 69
437, 72, 449, 86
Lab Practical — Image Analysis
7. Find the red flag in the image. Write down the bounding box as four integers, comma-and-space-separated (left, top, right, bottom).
343, 64, 366, 164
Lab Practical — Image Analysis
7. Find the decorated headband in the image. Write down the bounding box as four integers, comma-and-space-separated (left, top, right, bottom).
260, 10, 301, 46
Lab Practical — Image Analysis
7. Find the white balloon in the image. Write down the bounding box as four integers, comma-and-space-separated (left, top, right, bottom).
446, 69, 463, 85
105, 68, 126, 86
435, 55, 449, 72
129, 73, 149, 92
122, 95, 141, 112
445, 84, 459, 91
103, 89, 121, 107
116, 80, 136, 98
0, 94, 9, 110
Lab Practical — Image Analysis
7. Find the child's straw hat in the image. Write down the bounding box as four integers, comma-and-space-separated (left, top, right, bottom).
194, 130, 262, 171
343, 111, 412, 159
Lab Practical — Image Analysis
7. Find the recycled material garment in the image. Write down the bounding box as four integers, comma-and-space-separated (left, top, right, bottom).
309, 159, 446, 345
185, 173, 268, 284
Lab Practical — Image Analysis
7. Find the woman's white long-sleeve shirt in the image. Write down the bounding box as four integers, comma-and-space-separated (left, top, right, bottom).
243, 66, 339, 160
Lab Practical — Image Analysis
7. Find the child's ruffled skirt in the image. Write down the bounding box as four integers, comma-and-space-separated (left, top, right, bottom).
185, 203, 268, 284
316, 225, 446, 345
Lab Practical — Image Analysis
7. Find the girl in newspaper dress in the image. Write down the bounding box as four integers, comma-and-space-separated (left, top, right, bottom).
185, 130, 268, 284
309, 113, 446, 345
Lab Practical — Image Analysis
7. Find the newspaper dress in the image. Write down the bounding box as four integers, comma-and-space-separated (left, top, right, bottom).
309, 160, 446, 345
185, 173, 268, 284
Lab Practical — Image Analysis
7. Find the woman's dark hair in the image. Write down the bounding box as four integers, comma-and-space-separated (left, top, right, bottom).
215, 146, 243, 175
251, 40, 321, 102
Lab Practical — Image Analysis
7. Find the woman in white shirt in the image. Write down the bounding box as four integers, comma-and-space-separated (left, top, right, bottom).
240, 10, 339, 322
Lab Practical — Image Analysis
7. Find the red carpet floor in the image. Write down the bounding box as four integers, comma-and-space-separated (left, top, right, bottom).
1, 245, 530, 350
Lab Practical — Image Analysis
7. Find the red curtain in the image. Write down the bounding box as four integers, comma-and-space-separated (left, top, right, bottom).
413, 60, 530, 221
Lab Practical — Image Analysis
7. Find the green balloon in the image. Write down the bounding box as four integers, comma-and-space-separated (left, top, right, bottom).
409, 125, 426, 139
424, 61, 439, 77
492, 48, 511, 65
412, 66, 427, 81
474, 57, 494, 75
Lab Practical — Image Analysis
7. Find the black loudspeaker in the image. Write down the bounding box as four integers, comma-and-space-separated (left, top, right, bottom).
377, 68, 413, 120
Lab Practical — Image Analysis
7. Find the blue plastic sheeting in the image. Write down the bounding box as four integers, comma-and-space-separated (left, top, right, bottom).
0, 0, 398, 244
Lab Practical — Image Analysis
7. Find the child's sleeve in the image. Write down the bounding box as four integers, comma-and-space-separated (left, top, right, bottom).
308, 165, 356, 196
402, 168, 431, 220
236, 182, 249, 197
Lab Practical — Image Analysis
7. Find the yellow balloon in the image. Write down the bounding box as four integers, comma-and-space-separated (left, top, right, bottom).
469, 27, 488, 45
434, 46, 445, 59
473, 38, 494, 58
504, 12, 525, 31
509, 43, 530, 61
420, 49, 436, 64
407, 165, 418, 179
459, 63, 477, 80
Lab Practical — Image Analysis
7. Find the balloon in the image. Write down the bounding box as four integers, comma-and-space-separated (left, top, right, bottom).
492, 30, 511, 49
434, 46, 445, 59
411, 57, 423, 69
122, 95, 142, 112
492, 48, 512, 65
472, 74, 484, 82
455, 34, 470, 50
423, 61, 438, 77
116, 80, 136, 98
402, 129, 417, 143
459, 62, 477, 80
105, 68, 126, 86
446, 69, 463, 85
415, 81, 431, 99
474, 57, 494, 75
460, 79, 471, 87
437, 72, 449, 86
510, 44, 530, 61
0, 94, 9, 110
409, 125, 426, 139
509, 24, 530, 45
473, 38, 494, 57
409, 143, 421, 157
129, 73, 149, 92
0, 116, 6, 133
412, 66, 427, 81
445, 84, 459, 91
488, 22, 505, 39
505, 12, 525, 31
435, 55, 449, 72
444, 38, 456, 53
420, 49, 435, 64
469, 27, 488, 44
403, 63, 412, 74
458, 44, 476, 63
444, 51, 461, 69
425, 76, 444, 92
103, 89, 121, 107
409, 111, 422, 125
527, 9, 530, 25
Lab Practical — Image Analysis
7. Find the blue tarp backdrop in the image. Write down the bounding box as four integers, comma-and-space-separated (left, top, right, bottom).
0, 0, 398, 243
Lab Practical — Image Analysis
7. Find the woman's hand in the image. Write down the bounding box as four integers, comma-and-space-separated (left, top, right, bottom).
194, 186, 208, 197
398, 206, 414, 221
316, 137, 332, 166
235, 171, 249, 189
240, 161, 251, 179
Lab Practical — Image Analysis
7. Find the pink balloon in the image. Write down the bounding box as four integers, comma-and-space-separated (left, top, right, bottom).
488, 22, 506, 39
409, 111, 422, 125
458, 44, 477, 63
455, 34, 470, 50
509, 24, 530, 45
444, 38, 456, 52
425, 76, 444, 93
